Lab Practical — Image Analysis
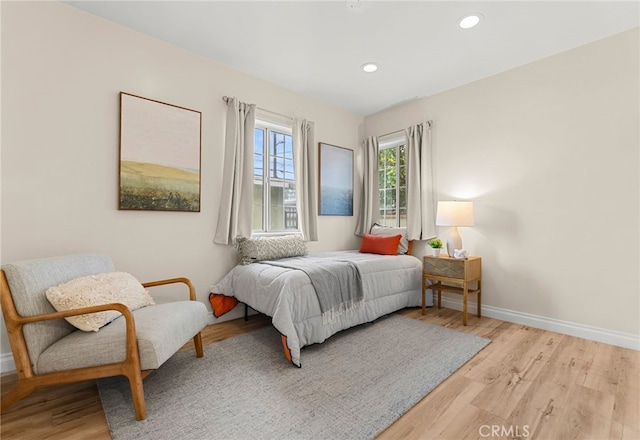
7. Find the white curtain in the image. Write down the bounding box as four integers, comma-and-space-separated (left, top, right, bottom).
355, 136, 380, 236
293, 119, 318, 241
214, 98, 256, 245
405, 121, 436, 240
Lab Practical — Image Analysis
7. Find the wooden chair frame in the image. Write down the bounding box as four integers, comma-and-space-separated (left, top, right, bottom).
0, 271, 204, 421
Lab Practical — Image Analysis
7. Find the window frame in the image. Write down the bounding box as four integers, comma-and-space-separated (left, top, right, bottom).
252, 118, 300, 237
378, 134, 407, 228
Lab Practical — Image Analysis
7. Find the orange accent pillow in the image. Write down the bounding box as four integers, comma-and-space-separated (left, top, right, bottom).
208, 292, 239, 318
359, 233, 402, 255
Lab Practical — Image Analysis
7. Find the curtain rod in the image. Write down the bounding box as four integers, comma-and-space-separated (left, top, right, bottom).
377, 128, 404, 139
377, 120, 433, 139
222, 96, 294, 122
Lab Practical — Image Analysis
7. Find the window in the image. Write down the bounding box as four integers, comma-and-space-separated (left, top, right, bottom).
378, 138, 406, 227
253, 120, 298, 233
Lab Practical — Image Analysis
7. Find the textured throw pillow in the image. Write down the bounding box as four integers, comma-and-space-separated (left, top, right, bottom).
45, 272, 155, 332
209, 292, 239, 318
359, 233, 402, 256
235, 235, 308, 265
370, 223, 410, 254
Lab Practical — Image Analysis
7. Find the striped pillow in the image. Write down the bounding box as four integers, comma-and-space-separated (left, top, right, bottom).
235, 235, 308, 265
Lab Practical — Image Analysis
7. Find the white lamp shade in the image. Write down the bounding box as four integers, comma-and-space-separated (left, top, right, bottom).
435, 201, 474, 227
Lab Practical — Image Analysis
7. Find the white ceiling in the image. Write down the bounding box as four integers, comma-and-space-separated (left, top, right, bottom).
65, 1, 639, 116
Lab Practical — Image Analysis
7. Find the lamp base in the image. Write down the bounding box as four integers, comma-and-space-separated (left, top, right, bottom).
446, 227, 462, 257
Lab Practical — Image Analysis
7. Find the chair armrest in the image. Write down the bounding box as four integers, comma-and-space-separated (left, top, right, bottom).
16, 302, 134, 325
142, 277, 196, 301
14, 303, 140, 373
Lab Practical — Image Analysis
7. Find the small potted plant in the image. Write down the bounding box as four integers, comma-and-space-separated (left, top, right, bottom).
428, 238, 443, 256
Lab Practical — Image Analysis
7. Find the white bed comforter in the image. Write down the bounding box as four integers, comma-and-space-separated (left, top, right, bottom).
211, 251, 430, 367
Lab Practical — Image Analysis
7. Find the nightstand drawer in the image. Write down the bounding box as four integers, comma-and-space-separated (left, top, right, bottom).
424, 258, 465, 278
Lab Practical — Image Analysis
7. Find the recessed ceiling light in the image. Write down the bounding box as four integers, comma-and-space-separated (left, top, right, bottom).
458, 13, 483, 29
362, 62, 378, 73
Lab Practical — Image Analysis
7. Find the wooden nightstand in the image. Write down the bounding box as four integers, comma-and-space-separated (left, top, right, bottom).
421, 255, 482, 325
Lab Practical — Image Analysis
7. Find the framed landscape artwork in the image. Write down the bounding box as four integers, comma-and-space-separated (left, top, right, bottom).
318, 142, 353, 216
119, 92, 202, 212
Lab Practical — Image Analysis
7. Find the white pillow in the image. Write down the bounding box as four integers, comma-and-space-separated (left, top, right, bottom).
235, 235, 308, 265
370, 223, 410, 254
46, 272, 155, 332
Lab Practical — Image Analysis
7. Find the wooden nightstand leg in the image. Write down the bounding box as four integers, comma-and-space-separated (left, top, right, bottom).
421, 280, 426, 315
477, 280, 482, 318
462, 283, 468, 326
437, 287, 442, 309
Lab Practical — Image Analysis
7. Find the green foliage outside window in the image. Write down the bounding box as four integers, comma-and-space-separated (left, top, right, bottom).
378, 144, 406, 227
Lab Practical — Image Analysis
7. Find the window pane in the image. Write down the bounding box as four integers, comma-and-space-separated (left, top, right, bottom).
381, 209, 396, 226
271, 132, 284, 156
379, 210, 390, 227
255, 128, 264, 154
253, 128, 265, 231
379, 149, 388, 167
255, 123, 297, 233
284, 181, 296, 202
253, 183, 264, 231
270, 132, 277, 156
285, 136, 293, 158
276, 158, 285, 179
386, 167, 396, 188
284, 158, 294, 172
399, 187, 406, 209
284, 159, 294, 182
399, 208, 407, 227
284, 207, 298, 229
254, 156, 263, 177
284, 179, 297, 229
388, 148, 397, 167
254, 128, 264, 177
269, 185, 284, 230
377, 144, 406, 227
384, 189, 395, 209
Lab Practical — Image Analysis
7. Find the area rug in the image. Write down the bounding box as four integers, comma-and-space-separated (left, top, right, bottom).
98, 314, 490, 440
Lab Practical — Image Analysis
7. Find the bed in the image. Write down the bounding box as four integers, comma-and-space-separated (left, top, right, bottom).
211, 245, 432, 367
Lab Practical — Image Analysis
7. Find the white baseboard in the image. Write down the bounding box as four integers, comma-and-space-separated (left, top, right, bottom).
1, 352, 15, 374
438, 293, 640, 351
2, 302, 637, 374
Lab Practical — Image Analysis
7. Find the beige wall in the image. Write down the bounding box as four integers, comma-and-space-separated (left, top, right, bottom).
0, 2, 363, 365
365, 29, 639, 337
1, 2, 638, 368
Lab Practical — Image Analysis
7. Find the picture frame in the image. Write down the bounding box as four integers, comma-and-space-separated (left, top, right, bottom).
119, 92, 202, 212
318, 142, 353, 216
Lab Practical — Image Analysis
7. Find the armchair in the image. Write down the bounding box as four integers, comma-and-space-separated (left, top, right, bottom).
0, 254, 209, 421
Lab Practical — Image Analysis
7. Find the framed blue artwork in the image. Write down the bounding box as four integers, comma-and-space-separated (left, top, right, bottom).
318, 142, 353, 216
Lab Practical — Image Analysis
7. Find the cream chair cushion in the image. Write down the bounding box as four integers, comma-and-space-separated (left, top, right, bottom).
37, 301, 208, 372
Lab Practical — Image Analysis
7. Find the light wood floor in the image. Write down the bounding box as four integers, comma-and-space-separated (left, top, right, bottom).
1, 307, 638, 440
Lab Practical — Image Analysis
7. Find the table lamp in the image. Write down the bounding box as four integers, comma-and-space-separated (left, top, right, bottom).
435, 201, 474, 257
